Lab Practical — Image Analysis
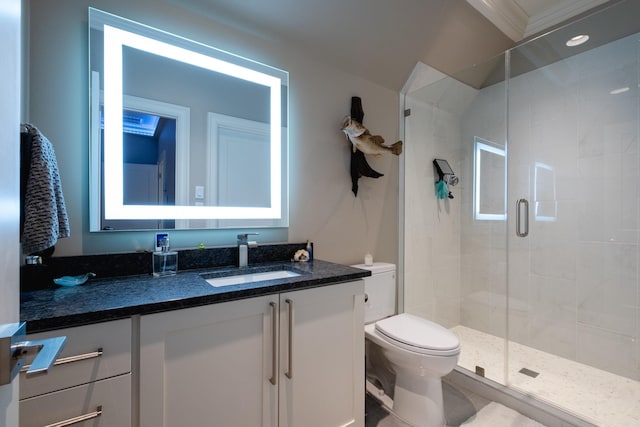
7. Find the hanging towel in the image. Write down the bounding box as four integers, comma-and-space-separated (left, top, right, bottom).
435, 180, 449, 199
20, 123, 70, 255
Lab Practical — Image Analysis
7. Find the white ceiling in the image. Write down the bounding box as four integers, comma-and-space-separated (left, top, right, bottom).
173, 0, 608, 90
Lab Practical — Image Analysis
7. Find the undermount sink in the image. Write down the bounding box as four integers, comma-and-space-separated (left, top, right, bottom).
202, 266, 304, 287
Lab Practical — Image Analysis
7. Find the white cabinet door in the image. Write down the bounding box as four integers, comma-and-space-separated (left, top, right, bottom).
279, 281, 364, 427
139, 295, 278, 427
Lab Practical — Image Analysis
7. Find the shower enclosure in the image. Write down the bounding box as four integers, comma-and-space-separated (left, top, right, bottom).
401, 1, 639, 425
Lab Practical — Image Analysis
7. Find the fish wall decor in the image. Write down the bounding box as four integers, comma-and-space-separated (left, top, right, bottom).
343, 96, 403, 196
341, 117, 403, 156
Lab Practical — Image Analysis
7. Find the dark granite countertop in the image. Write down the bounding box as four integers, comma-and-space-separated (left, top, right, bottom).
20, 259, 370, 333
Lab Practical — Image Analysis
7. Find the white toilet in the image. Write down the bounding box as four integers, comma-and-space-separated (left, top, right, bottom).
353, 262, 460, 427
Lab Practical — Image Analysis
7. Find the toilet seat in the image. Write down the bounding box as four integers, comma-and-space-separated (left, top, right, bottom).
375, 313, 460, 357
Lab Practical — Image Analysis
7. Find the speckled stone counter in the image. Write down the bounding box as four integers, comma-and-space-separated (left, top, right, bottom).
20, 259, 370, 333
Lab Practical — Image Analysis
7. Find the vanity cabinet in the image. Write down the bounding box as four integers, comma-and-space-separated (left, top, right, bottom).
139, 280, 364, 427
19, 318, 132, 427
277, 282, 365, 427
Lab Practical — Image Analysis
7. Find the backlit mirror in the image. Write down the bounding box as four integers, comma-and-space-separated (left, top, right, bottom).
89, 8, 288, 231
474, 137, 506, 221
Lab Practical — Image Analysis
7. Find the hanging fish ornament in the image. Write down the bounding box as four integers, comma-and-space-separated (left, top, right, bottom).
341, 116, 402, 157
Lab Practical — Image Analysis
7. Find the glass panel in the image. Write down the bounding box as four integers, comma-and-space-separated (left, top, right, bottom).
402, 51, 509, 386
402, 3, 639, 425
506, 2, 640, 423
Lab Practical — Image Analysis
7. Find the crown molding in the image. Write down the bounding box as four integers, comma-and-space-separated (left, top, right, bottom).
467, 0, 608, 41
523, 0, 607, 37
466, 0, 528, 41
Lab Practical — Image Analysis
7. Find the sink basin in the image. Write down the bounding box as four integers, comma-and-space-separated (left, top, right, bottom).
203, 267, 303, 287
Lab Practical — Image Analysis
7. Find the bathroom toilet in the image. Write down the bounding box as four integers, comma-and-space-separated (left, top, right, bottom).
353, 262, 460, 427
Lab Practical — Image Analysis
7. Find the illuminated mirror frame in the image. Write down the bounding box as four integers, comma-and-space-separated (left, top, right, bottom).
90, 8, 287, 223
474, 137, 506, 221
533, 162, 557, 222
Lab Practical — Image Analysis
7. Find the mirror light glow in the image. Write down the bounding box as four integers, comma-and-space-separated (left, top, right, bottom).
102, 22, 283, 220
533, 162, 557, 222
474, 138, 506, 221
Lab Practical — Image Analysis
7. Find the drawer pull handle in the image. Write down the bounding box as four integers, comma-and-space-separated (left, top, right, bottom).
269, 302, 277, 386
21, 348, 103, 373
43, 405, 102, 427
285, 299, 293, 379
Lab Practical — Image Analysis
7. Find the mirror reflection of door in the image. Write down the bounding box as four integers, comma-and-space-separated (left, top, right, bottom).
101, 109, 177, 230
207, 113, 274, 228
121, 113, 176, 206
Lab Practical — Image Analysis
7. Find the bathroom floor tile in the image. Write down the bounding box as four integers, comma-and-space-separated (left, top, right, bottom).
365, 378, 542, 427
451, 325, 640, 427
365, 393, 412, 427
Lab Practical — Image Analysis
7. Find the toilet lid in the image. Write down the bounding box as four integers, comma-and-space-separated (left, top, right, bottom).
375, 313, 460, 355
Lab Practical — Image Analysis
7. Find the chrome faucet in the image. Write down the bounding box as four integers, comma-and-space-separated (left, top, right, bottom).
237, 233, 258, 268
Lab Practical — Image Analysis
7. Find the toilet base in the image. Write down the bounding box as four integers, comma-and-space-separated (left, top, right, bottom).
393, 373, 445, 427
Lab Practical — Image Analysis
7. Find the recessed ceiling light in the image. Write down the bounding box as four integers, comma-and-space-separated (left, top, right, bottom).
609, 87, 630, 95
566, 34, 589, 47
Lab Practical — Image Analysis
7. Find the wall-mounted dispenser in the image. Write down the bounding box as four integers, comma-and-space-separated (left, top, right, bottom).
433, 159, 458, 199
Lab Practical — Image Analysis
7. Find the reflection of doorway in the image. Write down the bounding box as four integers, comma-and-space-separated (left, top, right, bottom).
103, 111, 178, 230
124, 163, 159, 204
121, 114, 176, 206
91, 91, 190, 230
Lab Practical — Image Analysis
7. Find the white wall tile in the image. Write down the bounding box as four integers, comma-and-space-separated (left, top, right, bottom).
577, 324, 639, 380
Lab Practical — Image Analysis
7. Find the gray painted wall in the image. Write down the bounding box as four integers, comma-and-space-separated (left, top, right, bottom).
25, 0, 399, 266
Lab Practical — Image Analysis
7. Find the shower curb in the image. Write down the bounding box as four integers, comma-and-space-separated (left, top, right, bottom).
445, 367, 598, 427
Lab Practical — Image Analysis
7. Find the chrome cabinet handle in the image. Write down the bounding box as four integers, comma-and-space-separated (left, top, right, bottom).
21, 348, 103, 373
44, 405, 102, 427
285, 299, 293, 379
269, 302, 277, 386
516, 198, 529, 237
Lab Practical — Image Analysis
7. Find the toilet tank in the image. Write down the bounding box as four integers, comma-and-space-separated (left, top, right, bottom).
351, 262, 396, 324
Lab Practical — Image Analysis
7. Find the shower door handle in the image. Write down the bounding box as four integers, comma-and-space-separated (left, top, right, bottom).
516, 198, 529, 237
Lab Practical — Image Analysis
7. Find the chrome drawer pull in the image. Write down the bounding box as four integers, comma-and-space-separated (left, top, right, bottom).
44, 405, 102, 427
285, 299, 293, 379
21, 348, 103, 373
269, 302, 277, 386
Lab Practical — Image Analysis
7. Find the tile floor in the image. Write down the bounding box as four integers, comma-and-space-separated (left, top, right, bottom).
451, 325, 640, 427
365, 377, 546, 427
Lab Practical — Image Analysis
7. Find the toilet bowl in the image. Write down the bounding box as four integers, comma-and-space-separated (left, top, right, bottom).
365, 314, 460, 427
353, 263, 460, 427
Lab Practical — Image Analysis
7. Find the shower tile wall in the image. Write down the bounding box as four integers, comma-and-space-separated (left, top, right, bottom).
403, 78, 476, 328
459, 81, 508, 340
405, 32, 639, 382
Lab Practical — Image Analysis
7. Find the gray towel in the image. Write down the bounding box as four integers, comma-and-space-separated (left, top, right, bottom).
21, 123, 70, 255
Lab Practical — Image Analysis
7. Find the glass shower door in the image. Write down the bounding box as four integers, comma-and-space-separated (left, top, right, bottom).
505, 21, 640, 425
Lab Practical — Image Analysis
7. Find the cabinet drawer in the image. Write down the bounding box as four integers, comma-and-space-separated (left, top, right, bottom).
20, 318, 131, 399
20, 373, 131, 427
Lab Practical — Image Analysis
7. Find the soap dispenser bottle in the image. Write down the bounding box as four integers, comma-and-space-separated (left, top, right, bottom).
153, 236, 178, 277
306, 240, 313, 261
